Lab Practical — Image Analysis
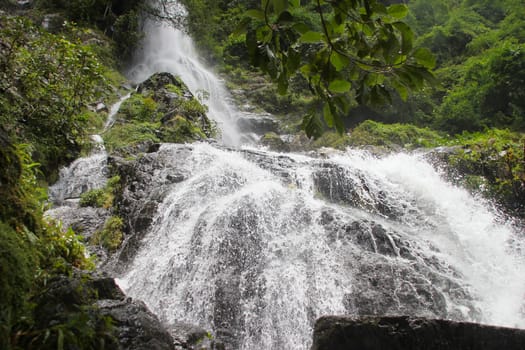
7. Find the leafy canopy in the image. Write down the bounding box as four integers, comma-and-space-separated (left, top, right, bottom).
236, 0, 436, 137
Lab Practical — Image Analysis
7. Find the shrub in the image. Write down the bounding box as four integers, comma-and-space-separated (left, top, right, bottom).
79, 188, 106, 208
349, 120, 445, 149
91, 216, 124, 252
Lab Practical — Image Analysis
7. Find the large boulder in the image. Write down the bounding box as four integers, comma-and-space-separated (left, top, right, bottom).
311, 316, 525, 350
32, 272, 176, 350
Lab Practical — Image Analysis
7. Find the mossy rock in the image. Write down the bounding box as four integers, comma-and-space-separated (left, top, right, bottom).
261, 132, 290, 152
105, 72, 214, 155
161, 115, 207, 143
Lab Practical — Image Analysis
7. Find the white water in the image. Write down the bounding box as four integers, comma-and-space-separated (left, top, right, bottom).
118, 144, 525, 349
127, 4, 243, 146
48, 93, 131, 205
45, 1, 525, 348
111, 2, 525, 349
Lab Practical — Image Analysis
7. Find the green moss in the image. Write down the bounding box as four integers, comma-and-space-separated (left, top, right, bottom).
446, 129, 525, 213
166, 83, 184, 96
118, 94, 161, 122
79, 176, 121, 209
103, 122, 161, 153
310, 131, 352, 150
91, 216, 124, 252
349, 120, 445, 149
178, 98, 208, 119
162, 115, 206, 143
261, 132, 290, 152
79, 189, 106, 208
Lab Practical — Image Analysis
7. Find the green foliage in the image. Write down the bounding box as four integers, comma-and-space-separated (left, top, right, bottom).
35, 0, 145, 62
0, 221, 37, 349
79, 176, 121, 208
104, 81, 213, 153
434, 40, 525, 133
111, 9, 143, 63
162, 116, 207, 143
91, 216, 124, 252
0, 15, 107, 177
447, 129, 525, 213
0, 141, 96, 348
349, 120, 445, 149
103, 121, 161, 154
79, 189, 106, 208
237, 0, 436, 137
119, 94, 161, 122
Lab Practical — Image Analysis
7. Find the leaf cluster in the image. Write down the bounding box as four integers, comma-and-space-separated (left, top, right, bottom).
236, 0, 436, 137
0, 15, 107, 177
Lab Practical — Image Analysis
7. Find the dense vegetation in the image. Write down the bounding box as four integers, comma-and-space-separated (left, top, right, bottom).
0, 0, 524, 348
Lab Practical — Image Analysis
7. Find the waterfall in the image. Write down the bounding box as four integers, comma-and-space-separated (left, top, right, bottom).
44, 1, 525, 349
126, 3, 244, 146
109, 2, 525, 349
116, 144, 525, 349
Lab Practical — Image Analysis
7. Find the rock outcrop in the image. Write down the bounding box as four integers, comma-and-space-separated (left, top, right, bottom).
32, 272, 176, 350
311, 316, 525, 350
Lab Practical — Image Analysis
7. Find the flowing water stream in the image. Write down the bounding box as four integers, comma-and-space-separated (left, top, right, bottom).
48, 2, 525, 349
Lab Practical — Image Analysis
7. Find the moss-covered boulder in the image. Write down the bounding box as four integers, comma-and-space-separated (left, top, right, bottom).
104, 72, 214, 156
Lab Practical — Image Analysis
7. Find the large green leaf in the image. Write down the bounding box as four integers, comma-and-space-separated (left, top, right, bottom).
328, 79, 351, 93
393, 22, 413, 54
245, 9, 265, 20
330, 51, 350, 71
302, 113, 324, 138
387, 4, 408, 19
323, 103, 334, 127
299, 31, 323, 43
413, 47, 436, 69
272, 0, 287, 15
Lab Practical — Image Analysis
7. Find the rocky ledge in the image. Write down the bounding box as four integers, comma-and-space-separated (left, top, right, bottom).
311, 316, 525, 350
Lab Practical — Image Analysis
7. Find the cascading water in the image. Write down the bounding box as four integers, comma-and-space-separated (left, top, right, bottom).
111, 4, 525, 348
43, 1, 525, 348
126, 3, 244, 146
48, 93, 131, 205
117, 144, 525, 349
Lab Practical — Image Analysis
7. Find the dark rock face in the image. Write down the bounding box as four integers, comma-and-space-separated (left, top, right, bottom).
236, 114, 278, 135
45, 206, 110, 241
313, 162, 403, 219
99, 299, 175, 350
33, 272, 175, 350
311, 316, 525, 350
108, 146, 195, 271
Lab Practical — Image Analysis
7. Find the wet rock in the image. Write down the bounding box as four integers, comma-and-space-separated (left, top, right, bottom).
313, 162, 402, 219
100, 299, 175, 350
108, 146, 199, 270
236, 114, 278, 135
17, 0, 33, 9
311, 316, 525, 350
169, 322, 215, 349
32, 272, 175, 350
45, 206, 110, 241
41, 14, 65, 33
260, 132, 291, 152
